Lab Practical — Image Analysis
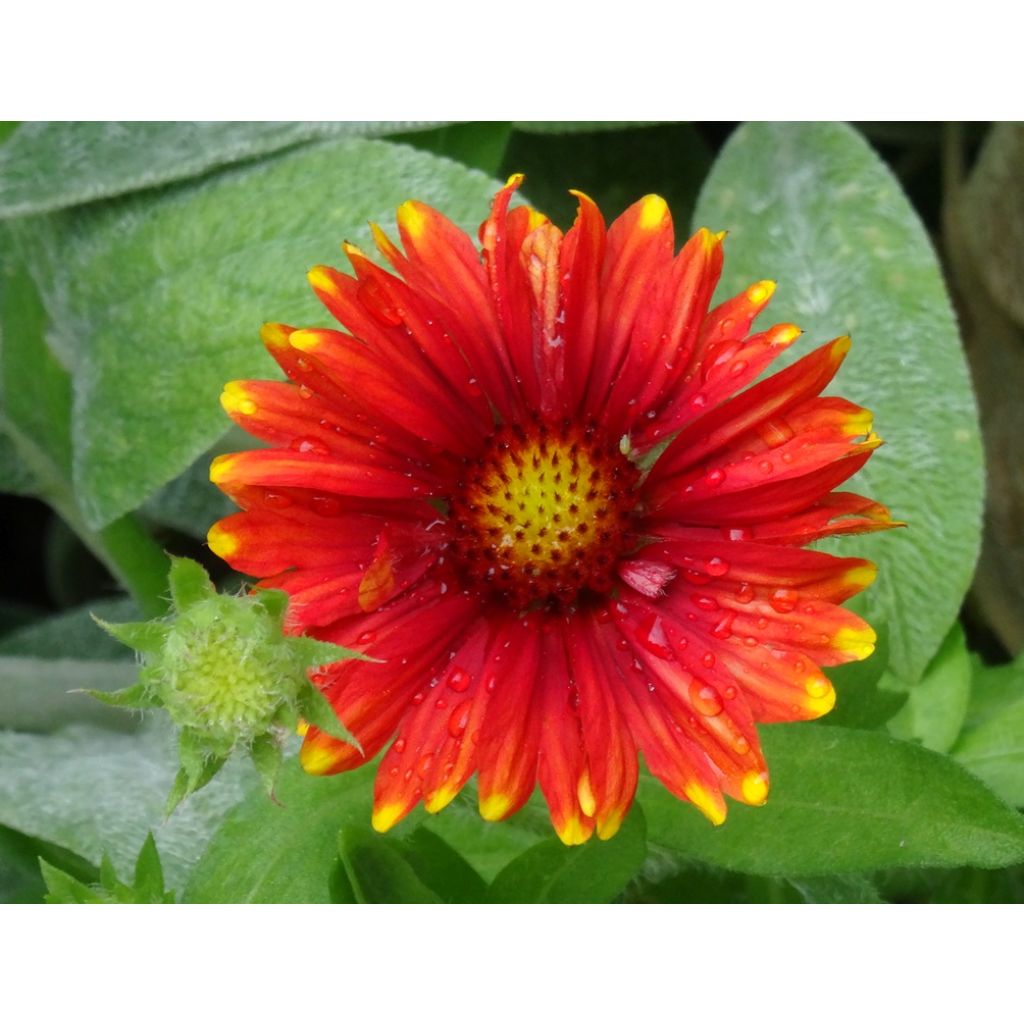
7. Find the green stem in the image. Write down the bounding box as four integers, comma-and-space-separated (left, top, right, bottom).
93, 515, 171, 618
2, 412, 170, 617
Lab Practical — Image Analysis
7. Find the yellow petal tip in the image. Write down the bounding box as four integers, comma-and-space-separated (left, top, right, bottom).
747, 279, 776, 305
299, 739, 343, 776
206, 522, 239, 560
396, 200, 427, 239
371, 802, 406, 834
307, 265, 337, 295
685, 782, 727, 826
219, 381, 257, 417
479, 792, 512, 821
639, 194, 669, 231
208, 453, 237, 485
740, 771, 769, 806
555, 817, 592, 846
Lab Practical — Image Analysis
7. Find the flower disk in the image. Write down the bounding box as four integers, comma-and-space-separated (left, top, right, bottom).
449, 421, 639, 607
209, 177, 898, 845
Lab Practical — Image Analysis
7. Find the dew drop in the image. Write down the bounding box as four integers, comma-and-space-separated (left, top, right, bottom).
357, 630, 377, 644
735, 582, 755, 604
290, 436, 331, 456
688, 680, 724, 717
769, 588, 799, 614
448, 667, 471, 692
434, 697, 448, 710
411, 692, 425, 706
733, 736, 751, 755
701, 651, 716, 669
417, 754, 434, 779
757, 459, 774, 475
310, 494, 343, 517
693, 595, 719, 612
711, 612, 736, 640
393, 737, 407, 754
298, 384, 313, 399
705, 468, 726, 487
262, 491, 292, 509
705, 557, 729, 577
634, 613, 673, 659
723, 685, 737, 700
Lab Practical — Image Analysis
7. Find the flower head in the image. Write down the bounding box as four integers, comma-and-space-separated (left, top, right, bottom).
208, 176, 896, 844
94, 557, 358, 811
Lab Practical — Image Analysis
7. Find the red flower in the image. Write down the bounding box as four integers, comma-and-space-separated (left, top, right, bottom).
208, 176, 895, 844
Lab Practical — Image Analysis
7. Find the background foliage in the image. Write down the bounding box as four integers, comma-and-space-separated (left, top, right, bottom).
0, 121, 1020, 903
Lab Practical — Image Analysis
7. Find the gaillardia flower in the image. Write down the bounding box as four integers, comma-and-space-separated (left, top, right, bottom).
208, 176, 895, 844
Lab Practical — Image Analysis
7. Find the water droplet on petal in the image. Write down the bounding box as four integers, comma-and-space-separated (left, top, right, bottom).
290, 436, 331, 456
733, 736, 751, 755
448, 699, 472, 738
769, 588, 799, 614
735, 582, 755, 604
310, 494, 343, 517
448, 667, 471, 692
712, 611, 736, 639
262, 491, 292, 509
705, 468, 726, 487
393, 737, 406, 754
705, 557, 729, 577
635, 613, 673, 659
701, 651, 716, 669
689, 680, 724, 717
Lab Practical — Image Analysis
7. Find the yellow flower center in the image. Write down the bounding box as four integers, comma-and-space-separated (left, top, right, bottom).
450, 422, 639, 607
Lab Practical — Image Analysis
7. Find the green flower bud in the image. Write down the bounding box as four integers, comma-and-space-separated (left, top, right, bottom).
92, 557, 359, 812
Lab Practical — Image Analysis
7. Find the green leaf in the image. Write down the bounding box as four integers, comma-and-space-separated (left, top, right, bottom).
296, 679, 359, 747
0, 244, 72, 500
0, 720, 254, 891
487, 805, 647, 903
419, 788, 550, 884
167, 556, 215, 611
951, 656, 1024, 807
393, 827, 488, 904
336, 825, 442, 903
0, 598, 136, 659
40, 861, 106, 903
183, 759, 374, 903
249, 734, 284, 798
694, 122, 984, 682
503, 122, 711, 232
960, 123, 1024, 326
94, 617, 170, 656
0, 121, 449, 218
785, 874, 884, 903
0, 644, 139, 731
132, 832, 167, 901
823, 622, 906, 729
640, 723, 1024, 875
886, 623, 972, 752
15, 138, 504, 529
395, 122, 512, 176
